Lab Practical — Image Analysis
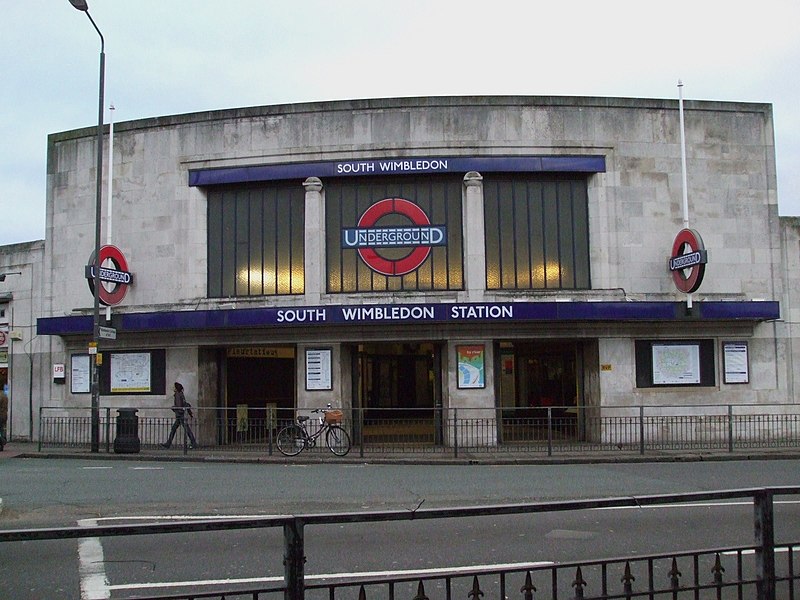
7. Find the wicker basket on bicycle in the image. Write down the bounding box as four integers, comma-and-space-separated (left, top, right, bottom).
324, 409, 343, 424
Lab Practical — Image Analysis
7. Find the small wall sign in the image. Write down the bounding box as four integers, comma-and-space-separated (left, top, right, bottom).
723, 341, 749, 384
53, 363, 66, 380
306, 348, 332, 391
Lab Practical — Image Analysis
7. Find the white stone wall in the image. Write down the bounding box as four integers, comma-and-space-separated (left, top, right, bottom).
14, 95, 789, 441
44, 97, 779, 314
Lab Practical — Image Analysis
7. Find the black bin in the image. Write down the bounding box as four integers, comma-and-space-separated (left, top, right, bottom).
114, 408, 141, 454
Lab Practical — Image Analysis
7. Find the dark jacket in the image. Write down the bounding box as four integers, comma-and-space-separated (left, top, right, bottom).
172, 389, 193, 417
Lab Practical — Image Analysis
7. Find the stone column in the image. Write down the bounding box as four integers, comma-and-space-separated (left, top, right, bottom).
303, 177, 324, 303
463, 171, 485, 300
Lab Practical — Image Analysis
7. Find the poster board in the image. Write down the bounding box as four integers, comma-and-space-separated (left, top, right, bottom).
71, 354, 91, 394
457, 345, 485, 389
723, 341, 749, 384
305, 348, 332, 391
652, 343, 701, 385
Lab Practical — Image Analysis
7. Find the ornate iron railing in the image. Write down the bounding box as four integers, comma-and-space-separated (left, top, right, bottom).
1, 487, 797, 599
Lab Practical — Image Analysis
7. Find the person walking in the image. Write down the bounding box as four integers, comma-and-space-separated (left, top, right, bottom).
0, 388, 8, 451
160, 382, 197, 449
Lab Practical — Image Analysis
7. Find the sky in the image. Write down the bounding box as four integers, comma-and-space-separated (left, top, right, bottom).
2, 0, 799, 246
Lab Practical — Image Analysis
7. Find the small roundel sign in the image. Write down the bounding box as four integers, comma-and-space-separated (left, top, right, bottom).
85, 244, 134, 306
342, 198, 447, 276
668, 228, 707, 293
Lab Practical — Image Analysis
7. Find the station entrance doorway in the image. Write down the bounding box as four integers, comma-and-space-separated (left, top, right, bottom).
223, 347, 295, 443
353, 342, 443, 444
497, 340, 586, 442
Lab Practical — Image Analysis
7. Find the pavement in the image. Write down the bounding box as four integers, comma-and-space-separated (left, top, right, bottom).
2, 440, 800, 465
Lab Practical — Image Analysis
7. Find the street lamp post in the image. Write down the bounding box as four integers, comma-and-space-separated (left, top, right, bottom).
69, 0, 104, 453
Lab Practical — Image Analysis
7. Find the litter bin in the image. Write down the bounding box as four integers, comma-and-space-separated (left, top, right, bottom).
114, 408, 141, 454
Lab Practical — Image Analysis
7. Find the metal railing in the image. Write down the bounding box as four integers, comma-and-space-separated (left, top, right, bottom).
1, 487, 797, 599
38, 404, 800, 457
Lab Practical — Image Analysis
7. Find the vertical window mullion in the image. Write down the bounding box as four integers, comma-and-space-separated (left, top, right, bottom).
497, 181, 505, 287
539, 183, 547, 289
569, 181, 578, 288
556, 183, 563, 288
273, 187, 280, 294
511, 180, 518, 289
525, 182, 532, 289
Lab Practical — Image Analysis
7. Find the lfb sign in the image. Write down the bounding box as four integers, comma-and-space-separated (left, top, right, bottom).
341, 198, 447, 276
85, 244, 134, 306
669, 228, 707, 293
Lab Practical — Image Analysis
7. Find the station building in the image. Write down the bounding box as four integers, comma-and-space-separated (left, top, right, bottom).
2, 95, 799, 445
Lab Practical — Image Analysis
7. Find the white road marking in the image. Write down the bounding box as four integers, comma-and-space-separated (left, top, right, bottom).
93, 514, 288, 521
130, 466, 164, 470
77, 519, 110, 600
722, 547, 799, 556
594, 499, 800, 510
81, 466, 113, 470
108, 562, 555, 591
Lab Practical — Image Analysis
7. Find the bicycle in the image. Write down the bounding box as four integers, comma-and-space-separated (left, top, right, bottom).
276, 405, 351, 457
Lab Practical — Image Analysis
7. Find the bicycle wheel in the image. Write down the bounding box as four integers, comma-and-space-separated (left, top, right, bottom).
325, 425, 351, 456
276, 424, 306, 456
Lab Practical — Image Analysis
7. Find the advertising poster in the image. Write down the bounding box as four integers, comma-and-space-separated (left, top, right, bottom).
457, 345, 485, 389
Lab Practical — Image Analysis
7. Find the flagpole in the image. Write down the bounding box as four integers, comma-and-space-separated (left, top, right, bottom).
678, 80, 692, 309
678, 80, 690, 229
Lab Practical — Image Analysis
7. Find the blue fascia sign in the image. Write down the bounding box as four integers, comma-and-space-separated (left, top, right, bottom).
36, 300, 780, 336
188, 155, 607, 187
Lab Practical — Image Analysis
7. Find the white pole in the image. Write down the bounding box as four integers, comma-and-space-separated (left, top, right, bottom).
678, 80, 692, 309
678, 81, 689, 229
107, 103, 114, 244
106, 103, 114, 322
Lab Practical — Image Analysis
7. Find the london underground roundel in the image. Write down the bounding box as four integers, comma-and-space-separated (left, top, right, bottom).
668, 228, 707, 293
342, 198, 447, 276
85, 244, 134, 306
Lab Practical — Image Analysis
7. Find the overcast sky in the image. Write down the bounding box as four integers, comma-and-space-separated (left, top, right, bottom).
2, 0, 799, 246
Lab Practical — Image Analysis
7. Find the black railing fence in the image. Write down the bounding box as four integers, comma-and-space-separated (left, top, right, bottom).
1, 487, 797, 599
38, 404, 800, 457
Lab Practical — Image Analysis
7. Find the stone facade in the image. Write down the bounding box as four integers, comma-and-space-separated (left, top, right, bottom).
1, 95, 796, 443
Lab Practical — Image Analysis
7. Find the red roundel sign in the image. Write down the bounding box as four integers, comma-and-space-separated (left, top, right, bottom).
668, 228, 707, 293
85, 245, 133, 306
343, 198, 447, 276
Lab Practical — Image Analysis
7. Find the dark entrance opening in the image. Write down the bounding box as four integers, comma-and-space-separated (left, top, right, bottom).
498, 340, 583, 443
354, 342, 442, 444
223, 349, 295, 444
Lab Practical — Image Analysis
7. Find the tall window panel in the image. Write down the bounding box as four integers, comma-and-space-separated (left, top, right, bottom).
207, 184, 305, 297
326, 176, 464, 294
484, 176, 590, 290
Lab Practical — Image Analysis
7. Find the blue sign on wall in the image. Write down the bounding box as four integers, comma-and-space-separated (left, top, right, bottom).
189, 155, 607, 187
37, 300, 780, 336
